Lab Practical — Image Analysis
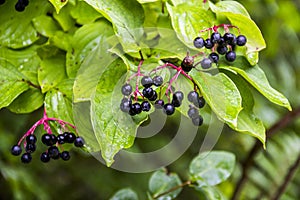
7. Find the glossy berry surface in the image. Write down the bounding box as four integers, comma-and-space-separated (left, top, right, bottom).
236, 35, 247, 46
40, 152, 50, 163
130, 102, 142, 115
223, 33, 236, 45
204, 39, 214, 49
0, 0, 5, 5
154, 99, 164, 109
188, 91, 199, 104
57, 134, 65, 144
65, 132, 76, 143
121, 84, 132, 96
11, 145, 22, 156
163, 103, 175, 115
74, 137, 85, 147
142, 87, 154, 99
48, 146, 60, 158
60, 151, 71, 161
148, 91, 157, 101
120, 98, 132, 113
196, 96, 206, 108
171, 99, 181, 107
173, 91, 184, 102
141, 101, 151, 111
225, 51, 236, 62
209, 53, 219, 64
141, 76, 153, 88
192, 115, 204, 126
200, 58, 212, 69
21, 153, 32, 163
181, 56, 194, 72
217, 45, 228, 55
211, 32, 222, 43
25, 143, 36, 153
42, 134, 56, 146
193, 37, 205, 48
153, 76, 163, 86
26, 134, 37, 144
188, 107, 199, 119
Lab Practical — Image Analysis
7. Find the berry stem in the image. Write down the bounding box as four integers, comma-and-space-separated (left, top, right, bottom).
166, 70, 181, 100
133, 59, 145, 101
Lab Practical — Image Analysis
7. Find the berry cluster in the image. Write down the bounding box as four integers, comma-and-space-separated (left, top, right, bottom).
15, 0, 29, 12
11, 110, 85, 163
193, 25, 247, 69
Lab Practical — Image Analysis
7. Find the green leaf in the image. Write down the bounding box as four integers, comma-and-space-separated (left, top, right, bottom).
70, 1, 102, 24
196, 186, 224, 200
166, 3, 215, 49
8, 88, 44, 114
149, 169, 182, 200
189, 151, 235, 187
224, 71, 266, 147
32, 15, 61, 37
48, 0, 68, 14
189, 71, 242, 127
0, 0, 51, 48
90, 59, 147, 166
0, 61, 29, 109
53, 4, 76, 31
84, 0, 145, 53
209, 1, 250, 18
66, 21, 114, 78
221, 58, 292, 111
38, 54, 67, 93
109, 188, 138, 200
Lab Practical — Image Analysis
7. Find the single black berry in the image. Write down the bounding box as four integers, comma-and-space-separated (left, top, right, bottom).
141, 101, 151, 111
193, 37, 205, 48
40, 152, 50, 163
200, 58, 212, 69
60, 151, 70, 161
188, 107, 199, 119
15, 2, 25, 12
223, 33, 236, 45
25, 143, 36, 153
173, 91, 184, 102
48, 146, 60, 159
11, 145, 22, 156
211, 32, 222, 44
21, 153, 32, 163
204, 39, 214, 49
217, 37, 226, 46
0, 0, 5, 5
57, 134, 65, 144
121, 83, 132, 96
163, 103, 175, 115
196, 96, 206, 108
181, 56, 194, 73
209, 52, 219, 63
130, 102, 142, 115
42, 133, 57, 146
74, 136, 85, 147
153, 75, 163, 86
217, 45, 228, 55
171, 99, 181, 107
120, 98, 132, 113
141, 76, 153, 88
192, 115, 204, 126
142, 87, 154, 99
26, 134, 37, 144
65, 132, 76, 143
236, 35, 247, 46
188, 91, 199, 104
225, 51, 236, 62
148, 91, 157, 101
154, 99, 164, 109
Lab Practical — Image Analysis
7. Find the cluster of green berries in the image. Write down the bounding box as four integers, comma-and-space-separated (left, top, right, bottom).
193, 31, 247, 68
11, 132, 84, 163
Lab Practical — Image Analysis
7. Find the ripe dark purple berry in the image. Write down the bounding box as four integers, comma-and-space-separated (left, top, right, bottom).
188, 107, 199, 119
181, 56, 194, 73
163, 103, 175, 115
204, 39, 214, 49
21, 153, 32, 163
42, 133, 57, 146
120, 98, 132, 113
236, 35, 247, 46
154, 99, 164, 109
200, 58, 212, 69
15, 2, 25, 12
26, 134, 37, 144
65, 132, 76, 143
48, 146, 60, 159
196, 96, 206, 108
153, 76, 163, 86
131, 102, 142, 115
209, 53, 219, 63
141, 76, 153, 88
223, 33, 236, 45
11, 145, 22, 156
141, 101, 151, 111
57, 134, 65, 144
211, 32, 222, 44
0, 0, 5, 5
121, 83, 132, 96
225, 51, 236, 62
74, 136, 85, 147
193, 37, 205, 48
25, 143, 36, 153
192, 115, 203, 126
142, 87, 154, 99
188, 91, 199, 104
60, 151, 70, 161
40, 152, 50, 163
148, 91, 157, 101
217, 45, 228, 55
171, 99, 181, 107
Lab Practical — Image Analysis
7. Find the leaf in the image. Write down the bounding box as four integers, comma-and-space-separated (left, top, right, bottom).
48, 0, 68, 14
0, 61, 29, 109
66, 21, 114, 78
84, 0, 145, 53
0, 0, 51, 48
90, 59, 148, 166
189, 71, 242, 127
38, 54, 67, 93
220, 58, 292, 111
32, 15, 61, 37
189, 151, 235, 187
149, 169, 182, 200
209, 1, 250, 18
53, 4, 76, 31
109, 188, 138, 200
8, 88, 44, 114
195, 186, 224, 200
70, 1, 102, 24
166, 3, 215, 49
224, 71, 266, 147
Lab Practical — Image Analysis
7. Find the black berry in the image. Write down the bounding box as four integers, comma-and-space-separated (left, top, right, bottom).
193, 37, 205, 48
171, 99, 181, 107
42, 133, 57, 146
200, 58, 212, 69
26, 134, 37, 144
142, 87, 154, 99
11, 145, 22, 156
188, 91, 199, 104
154, 99, 164, 109
60, 151, 70, 161
141, 76, 153, 88
15, 2, 25, 12
196, 96, 206, 108
163, 103, 175, 115
225, 51, 236, 62
65, 132, 76, 143
48, 146, 60, 159
188, 107, 199, 119
40, 152, 50, 163
153, 75, 163, 86
223, 33, 236, 45
204, 39, 214, 49
181, 56, 194, 73
121, 84, 132, 96
236, 35, 247, 46
209, 52, 219, 63
141, 101, 151, 111
57, 134, 65, 144
0, 0, 5, 5
21, 153, 32, 163
74, 136, 85, 147
211, 32, 222, 44
25, 143, 36, 153
120, 98, 132, 113
192, 115, 204, 126
148, 91, 157, 101
131, 102, 142, 115
217, 45, 228, 55
173, 91, 184, 102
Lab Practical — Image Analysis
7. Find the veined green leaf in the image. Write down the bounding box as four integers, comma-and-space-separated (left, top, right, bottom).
109, 188, 139, 200
209, 1, 250, 18
70, 1, 102, 24
32, 15, 61, 37
84, 0, 145, 53
190, 71, 242, 127
189, 151, 235, 187
48, 0, 68, 14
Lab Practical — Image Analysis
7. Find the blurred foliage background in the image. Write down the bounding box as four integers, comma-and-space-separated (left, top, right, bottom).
1, 0, 300, 199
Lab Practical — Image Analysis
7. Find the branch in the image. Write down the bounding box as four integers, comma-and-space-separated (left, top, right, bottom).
270, 152, 300, 200
231, 106, 300, 200
153, 181, 191, 199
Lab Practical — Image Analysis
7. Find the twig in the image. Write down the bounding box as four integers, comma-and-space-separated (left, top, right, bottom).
231, 106, 300, 200
153, 180, 191, 199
